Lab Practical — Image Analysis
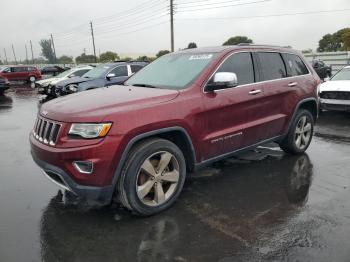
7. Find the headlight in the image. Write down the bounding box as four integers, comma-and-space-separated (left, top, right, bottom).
68, 123, 112, 139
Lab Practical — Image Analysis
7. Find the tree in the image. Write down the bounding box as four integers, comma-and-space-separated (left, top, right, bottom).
0, 60, 3, 65
187, 42, 197, 49
156, 50, 170, 58
75, 53, 97, 64
39, 39, 56, 63
223, 36, 253, 46
121, 57, 132, 61
317, 28, 350, 52
58, 55, 73, 64
136, 56, 156, 62
99, 51, 120, 62
342, 29, 350, 51
33, 57, 48, 64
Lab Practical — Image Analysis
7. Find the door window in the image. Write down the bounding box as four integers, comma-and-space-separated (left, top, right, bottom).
282, 54, 309, 76
74, 69, 90, 77
216, 52, 255, 85
109, 66, 128, 77
130, 65, 143, 74
257, 52, 286, 81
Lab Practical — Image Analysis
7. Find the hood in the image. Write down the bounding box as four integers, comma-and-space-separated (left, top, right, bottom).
40, 85, 180, 122
320, 80, 350, 92
56, 77, 92, 88
36, 77, 59, 87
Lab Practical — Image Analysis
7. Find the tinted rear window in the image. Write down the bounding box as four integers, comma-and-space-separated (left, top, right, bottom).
282, 54, 309, 76
258, 52, 286, 81
217, 52, 255, 85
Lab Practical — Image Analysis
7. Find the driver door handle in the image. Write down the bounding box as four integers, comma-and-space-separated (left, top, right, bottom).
249, 89, 262, 95
288, 82, 298, 87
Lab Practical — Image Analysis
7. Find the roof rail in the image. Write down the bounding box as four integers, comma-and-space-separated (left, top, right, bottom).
114, 60, 149, 63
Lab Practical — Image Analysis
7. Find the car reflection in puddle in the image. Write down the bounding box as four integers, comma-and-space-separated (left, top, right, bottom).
39, 147, 313, 261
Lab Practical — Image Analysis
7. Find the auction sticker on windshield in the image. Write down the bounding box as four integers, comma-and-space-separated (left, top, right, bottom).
189, 54, 213, 60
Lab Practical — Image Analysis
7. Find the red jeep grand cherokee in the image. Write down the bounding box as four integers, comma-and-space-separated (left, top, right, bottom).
0, 65, 41, 82
30, 45, 320, 215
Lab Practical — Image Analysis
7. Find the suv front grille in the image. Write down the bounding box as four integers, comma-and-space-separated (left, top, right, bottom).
320, 91, 350, 100
32, 117, 62, 146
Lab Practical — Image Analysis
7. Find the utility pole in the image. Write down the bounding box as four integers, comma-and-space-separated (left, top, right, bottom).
30, 40, 34, 64
170, 0, 174, 52
12, 44, 17, 64
3, 48, 8, 64
90, 21, 97, 62
25, 44, 28, 64
50, 34, 57, 63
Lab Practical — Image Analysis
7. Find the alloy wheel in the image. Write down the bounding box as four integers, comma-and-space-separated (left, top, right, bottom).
136, 151, 180, 206
294, 116, 312, 150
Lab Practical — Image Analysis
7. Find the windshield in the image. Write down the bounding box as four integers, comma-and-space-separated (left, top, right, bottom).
82, 65, 109, 78
331, 68, 350, 81
126, 53, 217, 90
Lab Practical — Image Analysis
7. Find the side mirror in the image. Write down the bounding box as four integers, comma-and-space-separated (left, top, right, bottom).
106, 73, 116, 80
205, 72, 238, 92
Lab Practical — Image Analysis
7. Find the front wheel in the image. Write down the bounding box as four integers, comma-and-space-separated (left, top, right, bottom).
29, 76, 36, 83
280, 110, 314, 155
116, 138, 186, 216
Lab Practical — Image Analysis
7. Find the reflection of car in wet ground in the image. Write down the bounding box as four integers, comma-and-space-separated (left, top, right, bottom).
319, 66, 350, 112
312, 59, 332, 80
30, 45, 320, 216
39, 152, 313, 261
51, 61, 148, 97
0, 76, 10, 95
36, 66, 93, 96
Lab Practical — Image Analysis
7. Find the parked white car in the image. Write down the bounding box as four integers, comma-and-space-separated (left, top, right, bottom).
319, 66, 350, 112
36, 65, 93, 94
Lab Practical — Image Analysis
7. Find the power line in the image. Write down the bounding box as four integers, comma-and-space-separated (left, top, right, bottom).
94, 13, 168, 36
176, 0, 247, 7
177, 8, 350, 20
177, 0, 271, 12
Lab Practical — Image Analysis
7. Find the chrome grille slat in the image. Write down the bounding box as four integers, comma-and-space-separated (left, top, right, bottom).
32, 116, 61, 146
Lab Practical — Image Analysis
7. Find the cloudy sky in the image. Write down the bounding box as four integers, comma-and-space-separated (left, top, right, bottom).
0, 0, 349, 60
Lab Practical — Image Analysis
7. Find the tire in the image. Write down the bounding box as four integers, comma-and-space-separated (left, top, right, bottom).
29, 76, 36, 83
116, 138, 186, 216
280, 110, 314, 155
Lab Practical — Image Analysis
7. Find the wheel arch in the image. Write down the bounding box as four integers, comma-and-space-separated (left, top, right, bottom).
111, 127, 197, 187
285, 97, 318, 136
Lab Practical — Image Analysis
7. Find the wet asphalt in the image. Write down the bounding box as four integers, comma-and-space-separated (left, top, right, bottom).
0, 85, 350, 262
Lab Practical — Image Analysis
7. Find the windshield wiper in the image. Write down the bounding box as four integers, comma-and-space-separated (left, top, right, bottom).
132, 83, 158, 88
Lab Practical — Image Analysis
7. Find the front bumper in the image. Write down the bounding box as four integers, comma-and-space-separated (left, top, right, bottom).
320, 99, 350, 112
30, 134, 122, 203
31, 151, 114, 203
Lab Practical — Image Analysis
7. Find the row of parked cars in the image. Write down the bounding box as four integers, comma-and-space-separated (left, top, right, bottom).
35, 61, 148, 97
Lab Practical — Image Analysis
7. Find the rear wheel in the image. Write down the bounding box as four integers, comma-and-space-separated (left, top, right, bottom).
280, 110, 314, 155
116, 138, 186, 216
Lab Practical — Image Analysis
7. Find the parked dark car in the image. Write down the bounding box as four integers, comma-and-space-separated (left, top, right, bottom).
0, 76, 10, 95
0, 66, 42, 82
41, 66, 70, 76
52, 61, 148, 97
30, 45, 320, 216
312, 60, 332, 80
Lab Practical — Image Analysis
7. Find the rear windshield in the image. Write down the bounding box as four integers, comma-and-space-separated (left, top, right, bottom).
126, 53, 217, 90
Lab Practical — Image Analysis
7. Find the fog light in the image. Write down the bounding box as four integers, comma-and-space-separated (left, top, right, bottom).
73, 161, 94, 174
